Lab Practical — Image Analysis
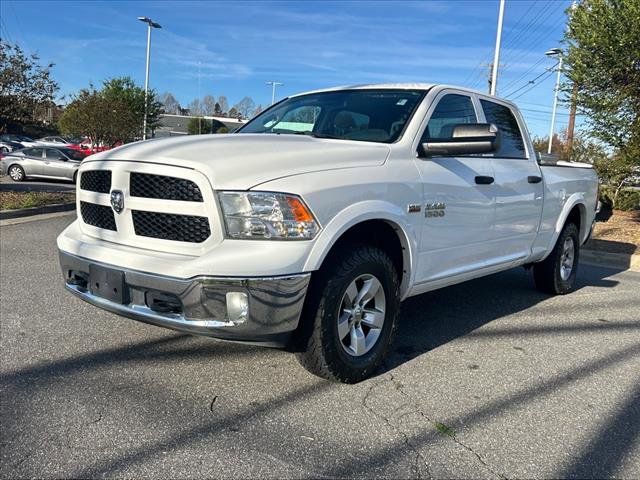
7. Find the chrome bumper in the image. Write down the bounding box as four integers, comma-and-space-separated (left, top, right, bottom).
59, 250, 310, 346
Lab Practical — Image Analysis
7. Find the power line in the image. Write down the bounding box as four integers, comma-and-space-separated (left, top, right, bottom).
509, 68, 556, 100
504, 65, 555, 98
501, 56, 546, 92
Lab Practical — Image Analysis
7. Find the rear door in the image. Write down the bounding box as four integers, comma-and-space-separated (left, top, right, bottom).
21, 148, 45, 176
478, 98, 543, 262
412, 91, 496, 284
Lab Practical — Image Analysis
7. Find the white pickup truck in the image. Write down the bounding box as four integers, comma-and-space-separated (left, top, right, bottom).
58, 83, 598, 383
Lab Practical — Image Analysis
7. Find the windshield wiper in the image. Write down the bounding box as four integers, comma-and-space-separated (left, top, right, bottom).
296, 131, 341, 140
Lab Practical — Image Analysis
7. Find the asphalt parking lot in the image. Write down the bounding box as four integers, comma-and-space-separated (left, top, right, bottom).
1, 214, 639, 479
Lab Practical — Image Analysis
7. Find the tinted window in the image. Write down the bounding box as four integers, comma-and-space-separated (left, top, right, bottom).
422, 94, 477, 141
46, 149, 66, 160
23, 148, 44, 158
240, 89, 425, 143
59, 148, 85, 160
480, 100, 527, 158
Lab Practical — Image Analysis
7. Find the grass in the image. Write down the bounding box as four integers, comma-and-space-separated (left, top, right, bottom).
0, 191, 76, 211
434, 421, 456, 437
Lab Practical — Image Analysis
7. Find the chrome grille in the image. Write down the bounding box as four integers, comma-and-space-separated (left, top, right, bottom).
132, 210, 210, 243
80, 170, 111, 193
130, 172, 203, 202
80, 201, 117, 231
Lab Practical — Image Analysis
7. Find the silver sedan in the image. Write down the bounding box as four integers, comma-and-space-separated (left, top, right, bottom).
0, 147, 86, 182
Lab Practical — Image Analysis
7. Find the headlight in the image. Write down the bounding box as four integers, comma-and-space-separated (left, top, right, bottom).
218, 191, 320, 240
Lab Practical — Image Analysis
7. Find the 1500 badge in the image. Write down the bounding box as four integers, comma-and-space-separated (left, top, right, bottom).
425, 202, 446, 217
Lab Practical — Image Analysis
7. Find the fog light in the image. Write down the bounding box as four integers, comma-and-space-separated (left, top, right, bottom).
226, 292, 248, 324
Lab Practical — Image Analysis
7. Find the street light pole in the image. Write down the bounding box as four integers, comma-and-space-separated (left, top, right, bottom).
546, 48, 563, 154
138, 16, 161, 140
266, 81, 283, 105
490, 0, 505, 95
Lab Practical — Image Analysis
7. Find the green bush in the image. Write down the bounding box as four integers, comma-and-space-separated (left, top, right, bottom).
599, 185, 640, 211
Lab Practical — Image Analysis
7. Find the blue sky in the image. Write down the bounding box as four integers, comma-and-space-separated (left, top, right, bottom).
1, 0, 574, 137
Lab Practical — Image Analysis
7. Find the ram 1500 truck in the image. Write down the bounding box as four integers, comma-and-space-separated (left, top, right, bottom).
58, 84, 599, 383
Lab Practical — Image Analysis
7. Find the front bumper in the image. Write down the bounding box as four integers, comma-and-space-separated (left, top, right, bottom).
59, 250, 310, 346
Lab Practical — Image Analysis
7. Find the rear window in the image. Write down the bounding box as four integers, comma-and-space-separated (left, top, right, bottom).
480, 100, 527, 159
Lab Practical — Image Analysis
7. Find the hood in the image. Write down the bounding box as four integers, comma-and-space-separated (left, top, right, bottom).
86, 134, 390, 190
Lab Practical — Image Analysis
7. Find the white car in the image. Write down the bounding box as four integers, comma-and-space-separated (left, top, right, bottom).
58, 83, 598, 383
36, 136, 75, 147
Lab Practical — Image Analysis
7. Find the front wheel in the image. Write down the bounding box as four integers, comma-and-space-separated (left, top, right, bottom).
295, 245, 400, 383
8, 165, 25, 182
533, 223, 580, 295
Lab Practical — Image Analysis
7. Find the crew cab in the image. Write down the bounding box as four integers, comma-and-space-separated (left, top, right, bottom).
57, 84, 598, 383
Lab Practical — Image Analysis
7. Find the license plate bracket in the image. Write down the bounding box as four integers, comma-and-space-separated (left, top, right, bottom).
89, 265, 127, 304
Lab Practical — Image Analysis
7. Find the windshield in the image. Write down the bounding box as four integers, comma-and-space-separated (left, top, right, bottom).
238, 89, 425, 143
59, 148, 86, 160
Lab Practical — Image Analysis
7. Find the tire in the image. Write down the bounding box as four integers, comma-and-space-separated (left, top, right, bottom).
295, 245, 400, 383
533, 223, 580, 295
8, 165, 25, 182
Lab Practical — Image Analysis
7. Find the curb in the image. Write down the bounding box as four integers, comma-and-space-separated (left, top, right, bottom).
581, 249, 640, 272
0, 202, 76, 220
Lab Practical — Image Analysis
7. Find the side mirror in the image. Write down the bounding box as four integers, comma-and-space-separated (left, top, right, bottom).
421, 123, 499, 157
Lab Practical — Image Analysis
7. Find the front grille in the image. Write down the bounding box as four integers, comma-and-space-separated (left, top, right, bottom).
80, 201, 117, 231
80, 170, 111, 193
132, 210, 210, 243
130, 173, 203, 202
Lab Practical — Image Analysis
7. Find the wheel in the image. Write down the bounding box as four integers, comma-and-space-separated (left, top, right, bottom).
533, 223, 580, 295
8, 165, 25, 182
295, 245, 400, 383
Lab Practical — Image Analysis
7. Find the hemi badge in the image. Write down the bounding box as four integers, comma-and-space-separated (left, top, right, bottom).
407, 204, 421, 213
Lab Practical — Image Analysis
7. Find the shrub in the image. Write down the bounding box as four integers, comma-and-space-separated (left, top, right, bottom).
600, 185, 640, 211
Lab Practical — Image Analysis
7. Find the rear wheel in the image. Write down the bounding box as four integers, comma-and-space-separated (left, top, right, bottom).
295, 245, 400, 383
8, 165, 25, 182
533, 223, 580, 295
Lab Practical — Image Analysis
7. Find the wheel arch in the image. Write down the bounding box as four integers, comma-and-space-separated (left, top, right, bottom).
304, 201, 418, 299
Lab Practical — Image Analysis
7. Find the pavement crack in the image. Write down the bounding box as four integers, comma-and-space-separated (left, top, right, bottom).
362, 374, 432, 479
386, 369, 507, 480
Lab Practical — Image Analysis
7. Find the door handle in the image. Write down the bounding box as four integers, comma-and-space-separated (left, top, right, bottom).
527, 175, 542, 184
475, 176, 494, 185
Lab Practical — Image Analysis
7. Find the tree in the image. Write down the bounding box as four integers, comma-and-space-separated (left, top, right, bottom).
187, 117, 212, 135
563, 0, 640, 168
233, 96, 256, 119
213, 102, 222, 116
227, 107, 239, 119
202, 95, 217, 116
160, 92, 181, 115
253, 104, 264, 116
187, 99, 202, 116
0, 41, 58, 132
217, 95, 229, 115
58, 77, 160, 145
531, 130, 609, 164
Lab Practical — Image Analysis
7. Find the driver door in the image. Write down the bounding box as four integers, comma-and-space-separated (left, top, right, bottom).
412, 91, 496, 285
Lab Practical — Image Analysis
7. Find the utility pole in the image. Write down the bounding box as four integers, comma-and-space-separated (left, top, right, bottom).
566, 85, 578, 152
138, 17, 162, 140
490, 0, 506, 95
546, 48, 563, 155
266, 81, 283, 105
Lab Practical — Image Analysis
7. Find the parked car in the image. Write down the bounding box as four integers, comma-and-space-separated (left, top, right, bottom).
0, 140, 23, 153
1, 146, 85, 182
57, 83, 598, 383
0, 134, 41, 148
36, 136, 75, 147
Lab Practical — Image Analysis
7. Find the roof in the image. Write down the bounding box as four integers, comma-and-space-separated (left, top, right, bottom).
290, 83, 502, 100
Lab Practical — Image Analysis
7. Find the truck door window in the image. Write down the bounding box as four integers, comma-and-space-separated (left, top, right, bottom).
480, 100, 527, 159
421, 94, 477, 142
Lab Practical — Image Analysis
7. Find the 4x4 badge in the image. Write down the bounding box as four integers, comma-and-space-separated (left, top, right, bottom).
110, 190, 125, 214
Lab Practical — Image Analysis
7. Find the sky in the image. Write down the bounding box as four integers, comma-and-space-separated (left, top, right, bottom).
1, 0, 575, 137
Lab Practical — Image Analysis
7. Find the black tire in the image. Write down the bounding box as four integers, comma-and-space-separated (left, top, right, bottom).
8, 164, 25, 182
533, 223, 580, 295
295, 245, 400, 383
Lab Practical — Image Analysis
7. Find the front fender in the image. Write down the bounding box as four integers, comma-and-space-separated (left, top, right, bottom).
303, 200, 418, 298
